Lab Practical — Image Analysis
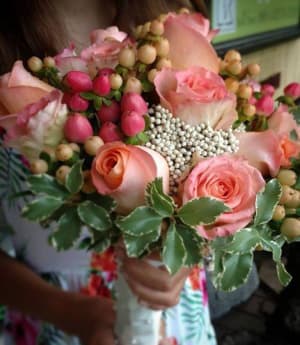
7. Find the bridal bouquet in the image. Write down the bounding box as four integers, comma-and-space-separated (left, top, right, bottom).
1, 7, 300, 344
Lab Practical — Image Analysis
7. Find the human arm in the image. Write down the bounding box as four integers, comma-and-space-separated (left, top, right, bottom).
0, 250, 115, 345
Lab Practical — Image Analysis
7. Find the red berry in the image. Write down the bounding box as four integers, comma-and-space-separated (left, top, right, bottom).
64, 113, 93, 143
99, 122, 123, 143
93, 75, 111, 96
64, 71, 93, 92
121, 110, 145, 137
97, 101, 121, 123
68, 93, 89, 112
98, 68, 114, 76
120, 93, 148, 116
62, 93, 72, 105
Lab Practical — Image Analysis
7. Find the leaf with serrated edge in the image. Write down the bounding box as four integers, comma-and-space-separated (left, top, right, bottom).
65, 161, 83, 194
28, 174, 70, 199
254, 179, 282, 226
22, 197, 64, 221
225, 228, 260, 254
116, 206, 163, 236
220, 253, 253, 292
178, 197, 230, 226
124, 230, 160, 257
147, 179, 174, 217
86, 193, 117, 212
49, 207, 81, 250
78, 201, 111, 231
276, 261, 292, 286
162, 222, 186, 275
176, 224, 203, 267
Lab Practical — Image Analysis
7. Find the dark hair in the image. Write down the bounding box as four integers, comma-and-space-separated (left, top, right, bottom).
0, 0, 208, 74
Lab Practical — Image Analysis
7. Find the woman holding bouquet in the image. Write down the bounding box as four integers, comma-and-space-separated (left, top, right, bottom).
0, 0, 217, 344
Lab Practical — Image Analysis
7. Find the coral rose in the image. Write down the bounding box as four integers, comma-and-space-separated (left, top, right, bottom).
91, 142, 169, 214
154, 67, 237, 129
163, 12, 219, 73
182, 155, 265, 239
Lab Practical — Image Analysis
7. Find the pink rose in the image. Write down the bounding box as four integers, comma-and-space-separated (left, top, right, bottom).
154, 67, 237, 129
91, 142, 169, 214
284, 82, 300, 99
182, 155, 265, 239
81, 26, 131, 72
163, 12, 219, 73
0, 61, 68, 160
55, 44, 88, 75
236, 130, 282, 176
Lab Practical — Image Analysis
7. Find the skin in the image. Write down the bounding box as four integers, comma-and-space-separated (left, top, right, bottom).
0, 1, 191, 344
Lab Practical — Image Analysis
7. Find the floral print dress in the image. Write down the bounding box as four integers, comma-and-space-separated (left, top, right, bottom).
0, 149, 217, 345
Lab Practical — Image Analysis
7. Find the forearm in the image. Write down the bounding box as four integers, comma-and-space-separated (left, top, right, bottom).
0, 250, 82, 334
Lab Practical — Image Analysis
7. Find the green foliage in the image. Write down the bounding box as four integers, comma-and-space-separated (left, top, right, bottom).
65, 160, 83, 194
124, 230, 160, 257
22, 197, 64, 221
292, 106, 300, 124
254, 179, 282, 226
178, 197, 229, 227
28, 174, 70, 199
49, 207, 81, 250
77, 201, 112, 231
85, 193, 117, 212
162, 222, 186, 274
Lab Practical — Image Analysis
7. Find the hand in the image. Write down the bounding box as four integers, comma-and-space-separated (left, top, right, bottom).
63, 294, 115, 345
119, 251, 191, 310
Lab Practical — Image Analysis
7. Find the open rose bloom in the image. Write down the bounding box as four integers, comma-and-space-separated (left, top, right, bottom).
1, 9, 298, 301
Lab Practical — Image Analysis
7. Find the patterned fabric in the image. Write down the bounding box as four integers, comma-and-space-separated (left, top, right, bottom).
0, 149, 217, 345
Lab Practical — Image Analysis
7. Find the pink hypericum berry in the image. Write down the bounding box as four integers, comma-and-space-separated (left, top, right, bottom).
68, 93, 89, 112
256, 95, 274, 117
261, 84, 275, 97
99, 122, 123, 142
120, 92, 148, 116
284, 82, 300, 99
97, 101, 121, 123
62, 93, 72, 105
64, 113, 93, 143
64, 71, 93, 92
93, 75, 111, 96
248, 96, 257, 105
121, 111, 145, 137
98, 68, 114, 76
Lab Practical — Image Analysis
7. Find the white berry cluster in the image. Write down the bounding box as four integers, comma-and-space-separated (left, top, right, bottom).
145, 105, 240, 191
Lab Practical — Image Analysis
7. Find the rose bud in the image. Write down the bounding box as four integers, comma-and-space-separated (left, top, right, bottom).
121, 110, 145, 137
68, 93, 89, 112
64, 71, 93, 92
284, 82, 300, 99
261, 84, 275, 97
99, 122, 123, 142
255, 95, 274, 116
120, 92, 148, 116
64, 113, 93, 143
97, 100, 121, 123
93, 74, 111, 96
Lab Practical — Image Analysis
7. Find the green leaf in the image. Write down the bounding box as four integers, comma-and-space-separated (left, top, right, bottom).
102, 98, 112, 106
80, 92, 96, 101
27, 174, 69, 199
65, 161, 83, 194
254, 179, 282, 226
77, 201, 111, 231
113, 90, 122, 102
276, 261, 292, 286
176, 224, 203, 267
178, 197, 230, 226
86, 193, 117, 212
225, 228, 260, 254
49, 207, 81, 250
162, 222, 186, 274
124, 230, 160, 257
220, 253, 253, 292
292, 106, 300, 125
22, 197, 64, 221
90, 231, 111, 253
290, 129, 298, 141
146, 178, 175, 217
93, 97, 102, 110
116, 206, 163, 236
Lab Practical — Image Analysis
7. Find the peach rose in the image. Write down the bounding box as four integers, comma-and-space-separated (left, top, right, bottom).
154, 67, 237, 129
91, 142, 169, 214
0, 61, 68, 160
163, 12, 219, 73
182, 155, 265, 239
81, 26, 131, 71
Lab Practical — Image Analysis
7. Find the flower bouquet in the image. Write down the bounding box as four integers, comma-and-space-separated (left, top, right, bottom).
1, 7, 300, 345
